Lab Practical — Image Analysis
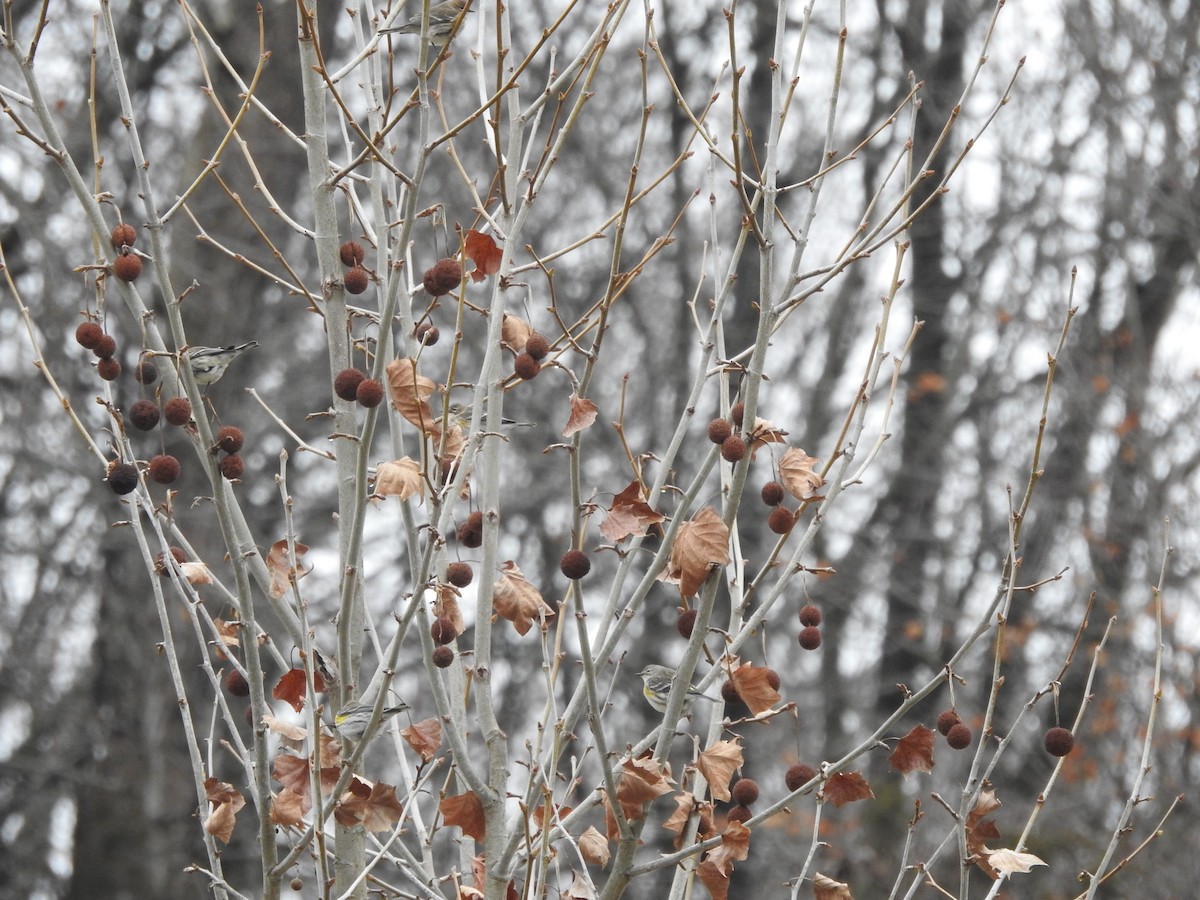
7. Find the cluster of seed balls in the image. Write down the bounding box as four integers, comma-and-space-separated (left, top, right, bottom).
935, 708, 1076, 758
340, 241, 371, 295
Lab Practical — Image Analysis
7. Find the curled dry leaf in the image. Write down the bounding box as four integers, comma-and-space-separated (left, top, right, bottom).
578, 825, 610, 867
705, 820, 750, 872
337, 779, 404, 832
823, 771, 874, 808
563, 393, 599, 437
272, 668, 310, 713
502, 313, 532, 349
179, 561, 214, 585
270, 787, 306, 827
266, 539, 310, 599
464, 229, 503, 281
374, 458, 425, 501
668, 507, 730, 599
203, 777, 246, 844
212, 617, 241, 652
493, 560, 555, 636
697, 858, 730, 900
599, 480, 664, 543
966, 788, 1004, 878
813, 872, 854, 900
262, 710, 307, 742
985, 847, 1047, 876
386, 357, 438, 431
441, 790, 487, 842
565, 869, 597, 900
401, 717, 443, 761
727, 661, 782, 716
747, 418, 788, 457
435, 585, 466, 634
888, 724, 936, 777
695, 738, 744, 802
779, 447, 824, 501
615, 756, 675, 821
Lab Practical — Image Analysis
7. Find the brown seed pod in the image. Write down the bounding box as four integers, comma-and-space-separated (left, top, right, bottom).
730, 402, 745, 428
112, 251, 143, 282
107, 461, 139, 495
97, 358, 122, 381
798, 626, 821, 650
446, 562, 474, 587
457, 511, 484, 548
334, 367, 367, 401
707, 418, 732, 445
720, 434, 746, 462
154, 546, 188, 576
721, 680, 743, 705
525, 332, 550, 360
219, 454, 245, 481
798, 604, 822, 627
559, 549, 591, 580
356, 378, 384, 408
134, 360, 158, 385
676, 608, 698, 639
1043, 726, 1075, 757
339, 241, 365, 267
110, 222, 137, 249
128, 399, 160, 431
93, 334, 118, 360
216, 426, 245, 454
430, 617, 458, 645
731, 778, 759, 806
726, 805, 753, 824
767, 505, 795, 535
414, 322, 440, 346
936, 709, 961, 736
945, 723, 972, 750
513, 352, 540, 380
75, 322, 104, 349
163, 397, 192, 426
432, 645, 455, 668
225, 669, 250, 697
761, 481, 785, 506
423, 258, 462, 296
344, 266, 369, 294
763, 667, 781, 690
148, 454, 181, 485
785, 763, 818, 792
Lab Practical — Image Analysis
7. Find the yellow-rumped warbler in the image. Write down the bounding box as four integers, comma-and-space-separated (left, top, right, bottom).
333, 700, 410, 741
186, 342, 259, 386
446, 401, 535, 430
380, 0, 472, 49
638, 665, 713, 717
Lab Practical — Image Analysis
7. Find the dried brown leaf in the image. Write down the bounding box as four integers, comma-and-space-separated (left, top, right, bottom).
338, 780, 404, 833
779, 447, 824, 501
270, 788, 307, 826
727, 662, 781, 716
599, 481, 665, 542
435, 586, 466, 634
464, 229, 503, 281
823, 771, 874, 808
502, 313, 532, 349
888, 724, 936, 777
386, 358, 438, 431
668, 507, 730, 599
266, 539, 309, 599
985, 847, 1047, 876
272, 668, 309, 713
563, 393, 599, 437
203, 777, 245, 844
180, 561, 214, 585
696, 739, 744, 802
697, 859, 730, 900
812, 872, 854, 900
493, 560, 555, 636
578, 825, 610, 867
565, 869, 596, 900
401, 717, 443, 761
616, 756, 675, 820
262, 710, 307, 742
441, 790, 486, 842
748, 418, 788, 458
374, 458, 425, 501
706, 820, 750, 872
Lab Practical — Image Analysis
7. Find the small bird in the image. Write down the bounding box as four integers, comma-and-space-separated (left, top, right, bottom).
186, 341, 259, 386
638, 664, 714, 717
446, 401, 535, 430
380, 0, 471, 49
333, 700, 411, 742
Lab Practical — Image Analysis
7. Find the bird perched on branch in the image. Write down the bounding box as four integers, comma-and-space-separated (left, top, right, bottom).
380, 0, 472, 49
184, 341, 259, 386
638, 665, 715, 717
333, 700, 411, 742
